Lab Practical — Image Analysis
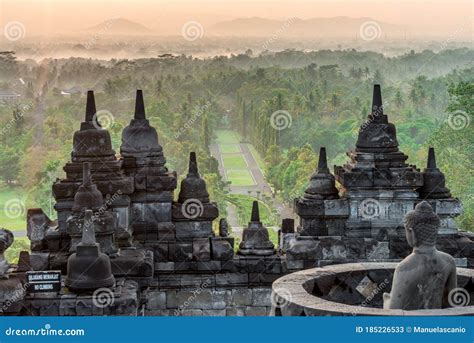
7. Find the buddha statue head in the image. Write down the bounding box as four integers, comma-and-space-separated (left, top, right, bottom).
403, 201, 440, 248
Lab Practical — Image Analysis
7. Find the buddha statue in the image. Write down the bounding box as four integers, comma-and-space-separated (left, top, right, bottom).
383, 201, 457, 310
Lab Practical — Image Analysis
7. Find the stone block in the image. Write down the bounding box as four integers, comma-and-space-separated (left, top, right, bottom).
211, 238, 234, 261
265, 259, 282, 274
295, 198, 325, 218
220, 260, 237, 272
231, 289, 253, 306
75, 298, 93, 316
174, 262, 198, 271
177, 290, 212, 309
252, 288, 272, 306
243, 258, 266, 272
245, 306, 268, 316
168, 243, 193, 261
326, 219, 346, 236
454, 258, 467, 267
155, 243, 169, 261
175, 221, 213, 238
39, 299, 60, 316
279, 232, 296, 253
59, 296, 77, 316
166, 290, 178, 308
324, 199, 349, 217
180, 309, 203, 316
111, 249, 154, 277
286, 237, 321, 260
155, 262, 175, 271
216, 273, 248, 286
319, 236, 347, 260
366, 240, 390, 260
157, 222, 176, 241
146, 290, 167, 310
344, 238, 366, 259
226, 307, 246, 316
193, 238, 211, 261
286, 259, 304, 270
180, 274, 214, 287
158, 275, 181, 288
144, 202, 173, 223
203, 309, 226, 316
197, 261, 222, 272
388, 238, 411, 259
28, 252, 50, 271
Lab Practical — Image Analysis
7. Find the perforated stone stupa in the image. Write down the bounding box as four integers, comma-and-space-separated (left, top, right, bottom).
0, 85, 472, 316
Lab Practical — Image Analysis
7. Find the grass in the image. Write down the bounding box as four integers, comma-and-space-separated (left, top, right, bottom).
220, 144, 241, 154
216, 130, 240, 144
0, 186, 28, 231
248, 144, 266, 173
6, 236, 30, 264
226, 170, 255, 186
222, 155, 248, 169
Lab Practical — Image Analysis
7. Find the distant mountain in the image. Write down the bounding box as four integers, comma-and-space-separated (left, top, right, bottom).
86, 18, 153, 35
210, 16, 403, 38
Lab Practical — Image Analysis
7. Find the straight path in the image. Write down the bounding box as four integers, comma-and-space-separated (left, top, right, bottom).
212, 130, 294, 233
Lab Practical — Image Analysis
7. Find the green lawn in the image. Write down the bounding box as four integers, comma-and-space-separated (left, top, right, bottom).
216, 130, 240, 144
222, 155, 248, 169
248, 144, 266, 173
220, 144, 241, 154
0, 186, 27, 231
6, 236, 30, 263
226, 170, 255, 186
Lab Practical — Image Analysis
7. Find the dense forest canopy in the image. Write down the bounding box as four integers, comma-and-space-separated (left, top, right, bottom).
0, 48, 472, 231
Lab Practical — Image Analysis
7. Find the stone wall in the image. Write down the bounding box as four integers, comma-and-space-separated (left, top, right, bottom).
144, 287, 272, 316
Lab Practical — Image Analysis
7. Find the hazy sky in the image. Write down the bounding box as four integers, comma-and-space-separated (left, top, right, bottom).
1, 0, 473, 35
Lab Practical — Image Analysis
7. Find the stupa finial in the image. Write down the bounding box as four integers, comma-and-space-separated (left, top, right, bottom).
318, 147, 328, 172
427, 147, 437, 169
85, 90, 98, 125
372, 84, 383, 116
251, 201, 260, 222
188, 152, 198, 176
134, 90, 146, 120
